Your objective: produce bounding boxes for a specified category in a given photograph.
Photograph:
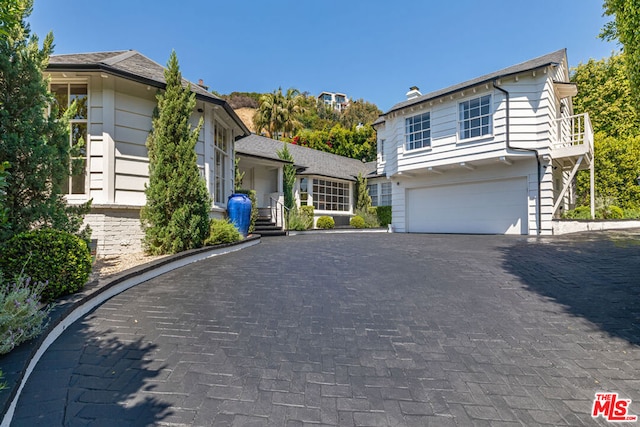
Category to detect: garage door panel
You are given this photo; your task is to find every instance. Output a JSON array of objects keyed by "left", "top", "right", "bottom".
[{"left": 406, "top": 178, "right": 528, "bottom": 235}]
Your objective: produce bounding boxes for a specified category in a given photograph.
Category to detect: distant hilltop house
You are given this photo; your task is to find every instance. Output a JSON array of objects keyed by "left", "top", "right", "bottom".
[{"left": 318, "top": 91, "right": 349, "bottom": 112}]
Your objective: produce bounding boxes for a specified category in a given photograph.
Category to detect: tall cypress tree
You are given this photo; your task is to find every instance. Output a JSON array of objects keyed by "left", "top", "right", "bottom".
[
  {"left": 140, "top": 51, "right": 211, "bottom": 255},
  {"left": 0, "top": 1, "right": 89, "bottom": 240}
]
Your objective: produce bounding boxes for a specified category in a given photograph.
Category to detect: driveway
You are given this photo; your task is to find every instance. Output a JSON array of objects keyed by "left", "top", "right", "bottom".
[{"left": 10, "top": 232, "right": 640, "bottom": 426}]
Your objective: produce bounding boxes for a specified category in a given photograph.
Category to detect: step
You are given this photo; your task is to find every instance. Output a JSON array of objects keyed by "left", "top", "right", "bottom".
[
  {"left": 256, "top": 229, "right": 288, "bottom": 237},
  {"left": 254, "top": 225, "right": 282, "bottom": 231}
]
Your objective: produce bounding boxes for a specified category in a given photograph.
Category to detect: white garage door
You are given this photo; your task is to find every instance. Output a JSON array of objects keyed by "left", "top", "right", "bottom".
[{"left": 406, "top": 177, "right": 528, "bottom": 235}]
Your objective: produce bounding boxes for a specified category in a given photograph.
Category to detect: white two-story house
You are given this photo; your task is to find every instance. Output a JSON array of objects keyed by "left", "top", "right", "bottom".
[
  {"left": 46, "top": 50, "right": 250, "bottom": 254},
  {"left": 373, "top": 49, "right": 593, "bottom": 236}
]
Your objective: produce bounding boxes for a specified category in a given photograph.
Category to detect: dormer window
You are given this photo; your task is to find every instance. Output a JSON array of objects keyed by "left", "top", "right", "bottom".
[
  {"left": 405, "top": 112, "right": 431, "bottom": 151},
  {"left": 459, "top": 95, "right": 492, "bottom": 140}
]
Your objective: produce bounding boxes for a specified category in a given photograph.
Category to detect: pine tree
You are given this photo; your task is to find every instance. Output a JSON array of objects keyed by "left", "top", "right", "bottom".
[
  {"left": 0, "top": 1, "right": 89, "bottom": 240},
  {"left": 140, "top": 51, "right": 211, "bottom": 255}
]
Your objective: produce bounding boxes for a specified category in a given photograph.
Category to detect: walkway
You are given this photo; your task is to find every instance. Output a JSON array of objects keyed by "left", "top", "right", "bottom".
[{"left": 10, "top": 232, "right": 640, "bottom": 426}]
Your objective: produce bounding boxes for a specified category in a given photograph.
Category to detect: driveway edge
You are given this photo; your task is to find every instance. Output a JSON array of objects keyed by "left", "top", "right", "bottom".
[{"left": 0, "top": 236, "right": 260, "bottom": 426}]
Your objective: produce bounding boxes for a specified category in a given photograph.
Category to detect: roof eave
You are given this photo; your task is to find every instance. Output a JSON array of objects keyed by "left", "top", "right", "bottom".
[{"left": 46, "top": 63, "right": 251, "bottom": 137}]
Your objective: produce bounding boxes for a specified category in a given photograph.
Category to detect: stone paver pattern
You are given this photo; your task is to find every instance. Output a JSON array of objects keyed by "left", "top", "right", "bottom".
[{"left": 10, "top": 232, "right": 640, "bottom": 426}]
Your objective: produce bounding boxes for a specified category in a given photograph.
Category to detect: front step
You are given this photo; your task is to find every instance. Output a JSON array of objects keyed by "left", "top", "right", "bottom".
[{"left": 254, "top": 212, "right": 287, "bottom": 237}]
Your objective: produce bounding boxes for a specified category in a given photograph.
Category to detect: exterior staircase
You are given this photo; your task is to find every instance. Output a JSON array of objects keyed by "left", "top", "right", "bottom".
[{"left": 254, "top": 208, "right": 287, "bottom": 237}]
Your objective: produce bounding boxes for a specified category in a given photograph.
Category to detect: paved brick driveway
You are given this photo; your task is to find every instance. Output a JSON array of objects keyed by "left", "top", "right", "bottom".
[{"left": 11, "top": 232, "right": 640, "bottom": 426}]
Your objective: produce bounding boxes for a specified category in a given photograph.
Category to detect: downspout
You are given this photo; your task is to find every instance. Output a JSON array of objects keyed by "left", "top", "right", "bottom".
[{"left": 493, "top": 80, "right": 542, "bottom": 235}]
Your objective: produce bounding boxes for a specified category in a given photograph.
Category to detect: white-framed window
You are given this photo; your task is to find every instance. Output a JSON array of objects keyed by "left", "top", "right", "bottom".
[
  {"left": 367, "top": 183, "right": 378, "bottom": 206},
  {"left": 50, "top": 82, "right": 89, "bottom": 195},
  {"left": 405, "top": 112, "right": 431, "bottom": 151},
  {"left": 313, "top": 178, "right": 350, "bottom": 211},
  {"left": 459, "top": 94, "right": 492, "bottom": 140},
  {"left": 214, "top": 123, "right": 229, "bottom": 204},
  {"left": 378, "top": 139, "right": 386, "bottom": 163},
  {"left": 380, "top": 182, "right": 392, "bottom": 206}
]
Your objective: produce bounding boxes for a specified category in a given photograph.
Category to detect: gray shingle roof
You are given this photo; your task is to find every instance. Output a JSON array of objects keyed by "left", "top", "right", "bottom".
[
  {"left": 47, "top": 50, "right": 250, "bottom": 135},
  {"left": 235, "top": 134, "right": 376, "bottom": 182},
  {"left": 381, "top": 48, "right": 567, "bottom": 116}
]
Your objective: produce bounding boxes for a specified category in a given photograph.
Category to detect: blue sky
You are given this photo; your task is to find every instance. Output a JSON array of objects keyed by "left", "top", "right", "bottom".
[{"left": 28, "top": 0, "right": 617, "bottom": 111}]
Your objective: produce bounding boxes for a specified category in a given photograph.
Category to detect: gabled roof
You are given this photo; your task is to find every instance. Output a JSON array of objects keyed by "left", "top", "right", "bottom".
[
  {"left": 235, "top": 134, "right": 375, "bottom": 182},
  {"left": 47, "top": 50, "right": 250, "bottom": 136},
  {"left": 378, "top": 48, "right": 567, "bottom": 121}
]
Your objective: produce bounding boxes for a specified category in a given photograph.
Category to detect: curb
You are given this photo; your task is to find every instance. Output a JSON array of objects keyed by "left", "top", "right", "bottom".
[{"left": 0, "top": 236, "right": 260, "bottom": 426}]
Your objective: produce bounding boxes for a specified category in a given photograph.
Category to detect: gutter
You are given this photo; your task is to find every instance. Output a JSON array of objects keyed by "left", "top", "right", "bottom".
[{"left": 493, "top": 80, "right": 541, "bottom": 235}]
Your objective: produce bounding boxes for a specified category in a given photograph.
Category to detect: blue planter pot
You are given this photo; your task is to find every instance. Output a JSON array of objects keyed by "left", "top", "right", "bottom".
[{"left": 227, "top": 193, "right": 252, "bottom": 237}]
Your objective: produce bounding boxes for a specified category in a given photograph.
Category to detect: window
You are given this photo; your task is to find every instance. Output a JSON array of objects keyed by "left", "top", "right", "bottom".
[
  {"left": 312, "top": 179, "right": 350, "bottom": 211},
  {"left": 405, "top": 112, "right": 430, "bottom": 151},
  {"left": 367, "top": 183, "right": 378, "bottom": 206},
  {"left": 51, "top": 83, "right": 88, "bottom": 195},
  {"left": 380, "top": 182, "right": 392, "bottom": 206},
  {"left": 459, "top": 95, "right": 491, "bottom": 140},
  {"left": 214, "top": 123, "right": 229, "bottom": 204},
  {"left": 378, "top": 139, "right": 386, "bottom": 163}
]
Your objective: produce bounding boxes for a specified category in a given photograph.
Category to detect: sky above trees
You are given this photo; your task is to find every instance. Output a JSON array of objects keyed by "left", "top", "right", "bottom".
[{"left": 29, "top": 0, "right": 617, "bottom": 111}]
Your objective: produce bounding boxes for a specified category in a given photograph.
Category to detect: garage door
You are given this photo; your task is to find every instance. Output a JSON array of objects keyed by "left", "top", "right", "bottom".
[{"left": 406, "top": 177, "right": 528, "bottom": 235}]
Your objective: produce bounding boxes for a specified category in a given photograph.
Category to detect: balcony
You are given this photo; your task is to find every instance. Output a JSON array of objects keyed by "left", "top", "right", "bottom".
[{"left": 551, "top": 113, "right": 593, "bottom": 165}]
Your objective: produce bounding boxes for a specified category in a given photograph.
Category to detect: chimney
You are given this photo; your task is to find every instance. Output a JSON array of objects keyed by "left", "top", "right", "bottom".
[
  {"left": 406, "top": 86, "right": 421, "bottom": 100},
  {"left": 197, "top": 79, "right": 209, "bottom": 90}
]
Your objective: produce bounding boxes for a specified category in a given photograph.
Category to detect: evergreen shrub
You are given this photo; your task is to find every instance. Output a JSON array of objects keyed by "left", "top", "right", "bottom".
[
  {"left": 562, "top": 206, "right": 592, "bottom": 219},
  {"left": 316, "top": 216, "right": 335, "bottom": 229},
  {"left": 375, "top": 206, "right": 392, "bottom": 226},
  {"left": 205, "top": 219, "right": 242, "bottom": 246},
  {"left": 350, "top": 215, "right": 365, "bottom": 228},
  {"left": 0, "top": 229, "right": 91, "bottom": 302},
  {"left": 597, "top": 205, "right": 624, "bottom": 219}
]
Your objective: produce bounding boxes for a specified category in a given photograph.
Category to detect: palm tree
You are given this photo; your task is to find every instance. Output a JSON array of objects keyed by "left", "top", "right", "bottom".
[
  {"left": 253, "top": 87, "right": 305, "bottom": 139},
  {"left": 282, "top": 88, "right": 305, "bottom": 139}
]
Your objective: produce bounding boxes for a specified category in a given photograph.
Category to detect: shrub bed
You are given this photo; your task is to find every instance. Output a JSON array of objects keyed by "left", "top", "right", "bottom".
[{"left": 0, "top": 229, "right": 92, "bottom": 302}]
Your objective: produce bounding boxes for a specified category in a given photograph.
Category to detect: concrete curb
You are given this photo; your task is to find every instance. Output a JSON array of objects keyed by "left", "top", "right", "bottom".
[{"left": 0, "top": 236, "right": 260, "bottom": 426}]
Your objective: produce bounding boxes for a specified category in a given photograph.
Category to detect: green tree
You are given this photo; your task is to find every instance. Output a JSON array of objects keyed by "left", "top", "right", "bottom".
[
  {"left": 253, "top": 88, "right": 284, "bottom": 139},
  {"left": 0, "top": 3, "right": 89, "bottom": 240},
  {"left": 601, "top": 0, "right": 640, "bottom": 110},
  {"left": 355, "top": 172, "right": 371, "bottom": 212},
  {"left": 575, "top": 134, "right": 640, "bottom": 209},
  {"left": 0, "top": 0, "right": 30, "bottom": 37},
  {"left": 571, "top": 53, "right": 640, "bottom": 138},
  {"left": 340, "top": 99, "right": 382, "bottom": 129},
  {"left": 140, "top": 51, "right": 211, "bottom": 255},
  {"left": 277, "top": 143, "right": 296, "bottom": 211}
]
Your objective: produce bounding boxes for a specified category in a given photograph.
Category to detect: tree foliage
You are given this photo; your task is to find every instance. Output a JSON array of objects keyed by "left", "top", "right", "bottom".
[
  {"left": 339, "top": 99, "right": 382, "bottom": 129},
  {"left": 277, "top": 143, "right": 296, "bottom": 211},
  {"left": 355, "top": 173, "right": 372, "bottom": 212},
  {"left": 291, "top": 124, "right": 377, "bottom": 162},
  {"left": 571, "top": 52, "right": 640, "bottom": 209},
  {"left": 571, "top": 52, "right": 640, "bottom": 138},
  {"left": 140, "top": 51, "right": 211, "bottom": 255},
  {"left": 575, "top": 134, "right": 640, "bottom": 209},
  {"left": 601, "top": 0, "right": 640, "bottom": 110},
  {"left": 0, "top": 2, "right": 89, "bottom": 240},
  {"left": 253, "top": 87, "right": 305, "bottom": 139},
  {"left": 0, "top": 0, "right": 30, "bottom": 37}
]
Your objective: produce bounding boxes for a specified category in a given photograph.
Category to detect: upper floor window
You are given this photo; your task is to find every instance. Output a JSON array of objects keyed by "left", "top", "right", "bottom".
[
  {"left": 51, "top": 83, "right": 88, "bottom": 195},
  {"left": 378, "top": 139, "right": 386, "bottom": 163},
  {"left": 405, "top": 112, "right": 430, "bottom": 151},
  {"left": 459, "top": 95, "right": 491, "bottom": 140}
]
